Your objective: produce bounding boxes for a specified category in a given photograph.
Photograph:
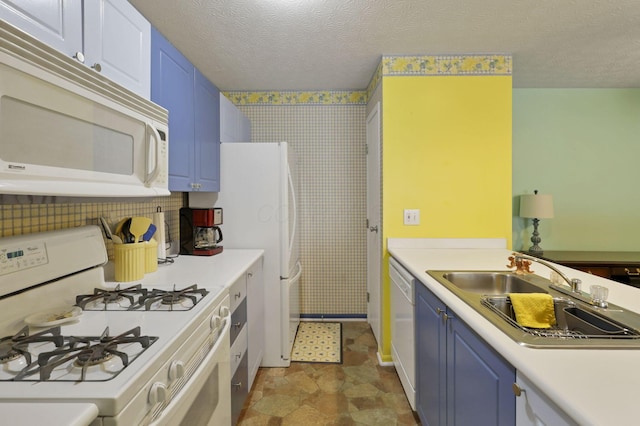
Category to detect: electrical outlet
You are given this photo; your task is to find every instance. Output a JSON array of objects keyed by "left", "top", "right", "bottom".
[{"left": 403, "top": 209, "right": 420, "bottom": 225}]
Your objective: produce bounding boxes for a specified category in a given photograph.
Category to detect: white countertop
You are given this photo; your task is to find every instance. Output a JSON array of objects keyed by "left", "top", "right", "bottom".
[
  {"left": 388, "top": 244, "right": 640, "bottom": 426},
  {"left": 0, "top": 403, "right": 99, "bottom": 426},
  {"left": 103, "top": 249, "right": 265, "bottom": 289}
]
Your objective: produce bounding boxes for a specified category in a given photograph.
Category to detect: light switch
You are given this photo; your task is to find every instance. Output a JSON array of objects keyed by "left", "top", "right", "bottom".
[{"left": 403, "top": 209, "right": 420, "bottom": 225}]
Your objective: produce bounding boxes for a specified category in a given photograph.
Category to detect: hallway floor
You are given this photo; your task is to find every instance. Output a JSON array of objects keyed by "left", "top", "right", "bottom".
[{"left": 237, "top": 322, "right": 419, "bottom": 425}]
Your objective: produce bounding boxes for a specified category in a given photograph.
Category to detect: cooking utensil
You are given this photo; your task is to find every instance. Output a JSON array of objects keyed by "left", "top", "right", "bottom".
[
  {"left": 100, "top": 217, "right": 123, "bottom": 244},
  {"left": 130, "top": 217, "right": 152, "bottom": 243},
  {"left": 142, "top": 223, "right": 157, "bottom": 242},
  {"left": 121, "top": 218, "right": 134, "bottom": 243}
]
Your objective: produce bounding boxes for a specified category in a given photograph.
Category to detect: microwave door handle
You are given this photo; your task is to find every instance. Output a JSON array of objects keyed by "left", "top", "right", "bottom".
[{"left": 145, "top": 123, "right": 161, "bottom": 185}]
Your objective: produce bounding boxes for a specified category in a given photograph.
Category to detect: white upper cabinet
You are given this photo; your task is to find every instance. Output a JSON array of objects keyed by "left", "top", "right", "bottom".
[
  {"left": 220, "top": 93, "right": 251, "bottom": 143},
  {"left": 0, "top": 0, "right": 150, "bottom": 98},
  {"left": 0, "top": 0, "right": 83, "bottom": 57},
  {"left": 83, "top": 0, "right": 150, "bottom": 98}
]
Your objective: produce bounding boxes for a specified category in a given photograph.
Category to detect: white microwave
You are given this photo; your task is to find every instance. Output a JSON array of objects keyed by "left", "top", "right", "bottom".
[{"left": 0, "top": 20, "right": 169, "bottom": 197}]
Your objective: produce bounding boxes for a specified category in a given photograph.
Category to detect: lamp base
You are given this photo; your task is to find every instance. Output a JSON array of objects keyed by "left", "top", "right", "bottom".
[
  {"left": 528, "top": 218, "right": 544, "bottom": 255},
  {"left": 528, "top": 247, "right": 543, "bottom": 255}
]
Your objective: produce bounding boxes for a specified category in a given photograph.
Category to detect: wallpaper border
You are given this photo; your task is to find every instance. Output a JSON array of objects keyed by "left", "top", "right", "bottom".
[{"left": 226, "top": 54, "right": 512, "bottom": 106}]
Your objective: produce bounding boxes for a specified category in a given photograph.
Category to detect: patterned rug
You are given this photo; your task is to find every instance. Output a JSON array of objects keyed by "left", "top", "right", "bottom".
[{"left": 291, "top": 322, "right": 342, "bottom": 363}]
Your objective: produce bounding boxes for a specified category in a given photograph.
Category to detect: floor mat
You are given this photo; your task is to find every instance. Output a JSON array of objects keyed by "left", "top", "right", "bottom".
[{"left": 291, "top": 322, "right": 342, "bottom": 363}]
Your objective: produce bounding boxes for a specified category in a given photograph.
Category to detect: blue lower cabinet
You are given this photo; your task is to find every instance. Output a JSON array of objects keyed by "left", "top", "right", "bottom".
[{"left": 416, "top": 282, "right": 515, "bottom": 426}]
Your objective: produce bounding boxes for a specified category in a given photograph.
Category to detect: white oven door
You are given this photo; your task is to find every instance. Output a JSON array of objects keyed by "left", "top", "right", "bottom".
[{"left": 149, "top": 313, "right": 231, "bottom": 426}]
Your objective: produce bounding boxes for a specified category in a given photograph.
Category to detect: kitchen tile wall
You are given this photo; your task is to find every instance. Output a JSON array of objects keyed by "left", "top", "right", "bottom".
[
  {"left": 225, "top": 91, "right": 367, "bottom": 317},
  {"left": 0, "top": 194, "right": 184, "bottom": 259}
]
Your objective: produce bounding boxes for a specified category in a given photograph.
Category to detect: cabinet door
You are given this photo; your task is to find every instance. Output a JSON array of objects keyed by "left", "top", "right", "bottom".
[
  {"left": 447, "top": 315, "right": 515, "bottom": 426},
  {"left": 247, "top": 258, "right": 264, "bottom": 389},
  {"left": 151, "top": 28, "right": 195, "bottom": 192},
  {"left": 230, "top": 351, "right": 249, "bottom": 426},
  {"left": 516, "top": 373, "right": 576, "bottom": 426},
  {"left": 194, "top": 69, "right": 220, "bottom": 192},
  {"left": 220, "top": 93, "right": 237, "bottom": 143},
  {"left": 0, "top": 0, "right": 82, "bottom": 57},
  {"left": 239, "top": 109, "right": 251, "bottom": 141},
  {"left": 415, "top": 283, "right": 447, "bottom": 426},
  {"left": 83, "top": 0, "right": 150, "bottom": 98}
]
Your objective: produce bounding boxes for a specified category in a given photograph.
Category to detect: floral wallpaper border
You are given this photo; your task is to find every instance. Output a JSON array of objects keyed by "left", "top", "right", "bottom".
[
  {"left": 223, "top": 90, "right": 367, "bottom": 106},
  {"left": 226, "top": 54, "right": 512, "bottom": 106}
]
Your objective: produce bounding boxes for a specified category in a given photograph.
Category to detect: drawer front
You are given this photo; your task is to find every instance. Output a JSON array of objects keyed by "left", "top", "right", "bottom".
[
  {"left": 230, "top": 298, "right": 247, "bottom": 347},
  {"left": 230, "top": 325, "right": 248, "bottom": 376},
  {"left": 229, "top": 275, "right": 247, "bottom": 312},
  {"left": 231, "top": 351, "right": 249, "bottom": 425}
]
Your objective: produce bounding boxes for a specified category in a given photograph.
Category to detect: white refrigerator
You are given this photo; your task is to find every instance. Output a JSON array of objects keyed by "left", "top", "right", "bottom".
[{"left": 190, "top": 142, "right": 301, "bottom": 367}]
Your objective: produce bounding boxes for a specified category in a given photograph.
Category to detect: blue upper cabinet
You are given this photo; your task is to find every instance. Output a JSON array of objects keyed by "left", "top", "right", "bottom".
[
  {"left": 151, "top": 28, "right": 220, "bottom": 192},
  {"left": 194, "top": 69, "right": 220, "bottom": 192}
]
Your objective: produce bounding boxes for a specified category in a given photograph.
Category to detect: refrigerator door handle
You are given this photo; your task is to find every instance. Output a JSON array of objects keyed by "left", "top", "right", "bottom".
[
  {"left": 290, "top": 261, "right": 302, "bottom": 282},
  {"left": 287, "top": 162, "right": 297, "bottom": 256}
]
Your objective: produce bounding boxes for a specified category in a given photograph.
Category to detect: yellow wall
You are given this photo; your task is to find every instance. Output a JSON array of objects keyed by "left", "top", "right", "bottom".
[{"left": 379, "top": 75, "right": 512, "bottom": 360}]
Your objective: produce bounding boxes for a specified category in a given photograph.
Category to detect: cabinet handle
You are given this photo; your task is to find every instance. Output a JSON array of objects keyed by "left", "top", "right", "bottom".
[
  {"left": 73, "top": 51, "right": 85, "bottom": 63},
  {"left": 236, "top": 352, "right": 242, "bottom": 360},
  {"left": 436, "top": 308, "right": 451, "bottom": 321},
  {"left": 248, "top": 272, "right": 253, "bottom": 277},
  {"left": 235, "top": 292, "right": 242, "bottom": 299},
  {"left": 233, "top": 382, "right": 242, "bottom": 390},
  {"left": 91, "top": 63, "right": 102, "bottom": 72},
  {"left": 625, "top": 268, "right": 640, "bottom": 276},
  {"left": 512, "top": 382, "right": 526, "bottom": 397},
  {"left": 232, "top": 322, "right": 243, "bottom": 328}
]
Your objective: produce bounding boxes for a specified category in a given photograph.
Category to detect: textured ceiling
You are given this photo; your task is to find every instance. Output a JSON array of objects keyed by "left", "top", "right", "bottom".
[{"left": 129, "top": 0, "right": 640, "bottom": 91}]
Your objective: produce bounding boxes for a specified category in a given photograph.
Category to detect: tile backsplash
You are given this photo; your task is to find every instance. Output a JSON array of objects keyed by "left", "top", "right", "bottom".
[{"left": 0, "top": 193, "right": 184, "bottom": 259}]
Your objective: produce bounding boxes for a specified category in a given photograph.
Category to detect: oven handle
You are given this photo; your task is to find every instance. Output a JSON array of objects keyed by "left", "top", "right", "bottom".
[{"left": 148, "top": 310, "right": 231, "bottom": 426}]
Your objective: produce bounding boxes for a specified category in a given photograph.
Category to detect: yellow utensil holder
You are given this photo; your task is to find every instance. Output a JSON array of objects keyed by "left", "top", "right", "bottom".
[
  {"left": 114, "top": 243, "right": 145, "bottom": 282},
  {"left": 144, "top": 239, "right": 158, "bottom": 273}
]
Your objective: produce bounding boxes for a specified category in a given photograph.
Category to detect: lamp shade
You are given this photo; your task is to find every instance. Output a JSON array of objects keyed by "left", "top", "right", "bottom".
[{"left": 519, "top": 193, "right": 554, "bottom": 219}]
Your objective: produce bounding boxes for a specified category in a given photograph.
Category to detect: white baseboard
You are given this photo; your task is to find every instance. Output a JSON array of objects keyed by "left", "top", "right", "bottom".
[{"left": 377, "top": 351, "right": 394, "bottom": 366}]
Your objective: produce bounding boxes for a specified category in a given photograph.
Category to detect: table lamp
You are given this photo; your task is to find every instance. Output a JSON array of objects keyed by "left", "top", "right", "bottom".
[{"left": 519, "top": 190, "right": 554, "bottom": 254}]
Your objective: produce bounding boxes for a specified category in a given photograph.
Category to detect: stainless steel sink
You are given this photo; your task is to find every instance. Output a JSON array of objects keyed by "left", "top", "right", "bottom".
[
  {"left": 483, "top": 295, "right": 640, "bottom": 339},
  {"left": 441, "top": 271, "right": 547, "bottom": 295},
  {"left": 427, "top": 270, "right": 640, "bottom": 348}
]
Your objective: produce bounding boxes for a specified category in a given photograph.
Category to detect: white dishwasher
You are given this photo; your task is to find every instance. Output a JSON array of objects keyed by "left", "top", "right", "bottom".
[{"left": 389, "top": 256, "right": 416, "bottom": 410}]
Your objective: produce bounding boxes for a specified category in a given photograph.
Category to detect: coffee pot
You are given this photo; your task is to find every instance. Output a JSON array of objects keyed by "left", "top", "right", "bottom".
[{"left": 180, "top": 207, "right": 223, "bottom": 256}]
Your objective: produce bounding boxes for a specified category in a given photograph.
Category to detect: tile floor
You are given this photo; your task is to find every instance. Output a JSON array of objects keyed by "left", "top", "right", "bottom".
[{"left": 237, "top": 322, "right": 420, "bottom": 425}]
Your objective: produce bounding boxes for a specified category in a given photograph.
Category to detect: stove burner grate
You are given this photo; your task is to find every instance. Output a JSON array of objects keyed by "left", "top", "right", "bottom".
[
  {"left": 13, "top": 326, "right": 157, "bottom": 382},
  {"left": 0, "top": 326, "right": 64, "bottom": 365},
  {"left": 76, "top": 284, "right": 148, "bottom": 310},
  {"left": 136, "top": 284, "right": 209, "bottom": 311}
]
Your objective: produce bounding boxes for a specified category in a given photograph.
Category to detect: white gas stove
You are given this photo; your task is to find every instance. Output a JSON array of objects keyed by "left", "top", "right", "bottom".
[{"left": 0, "top": 226, "right": 231, "bottom": 425}]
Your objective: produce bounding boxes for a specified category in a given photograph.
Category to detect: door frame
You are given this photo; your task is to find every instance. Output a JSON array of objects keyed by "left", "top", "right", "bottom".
[{"left": 366, "top": 102, "right": 381, "bottom": 348}]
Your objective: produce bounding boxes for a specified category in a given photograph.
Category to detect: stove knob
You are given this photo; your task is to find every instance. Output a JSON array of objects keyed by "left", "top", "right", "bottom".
[
  {"left": 219, "top": 306, "right": 230, "bottom": 318},
  {"left": 148, "top": 382, "right": 168, "bottom": 405},
  {"left": 169, "top": 360, "right": 185, "bottom": 381},
  {"left": 210, "top": 314, "right": 222, "bottom": 330}
]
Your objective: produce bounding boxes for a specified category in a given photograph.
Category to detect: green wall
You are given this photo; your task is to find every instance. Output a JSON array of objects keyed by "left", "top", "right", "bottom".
[{"left": 513, "top": 89, "right": 640, "bottom": 251}]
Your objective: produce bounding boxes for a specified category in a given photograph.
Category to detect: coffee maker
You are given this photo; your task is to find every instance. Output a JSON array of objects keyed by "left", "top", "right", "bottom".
[{"left": 179, "top": 207, "right": 223, "bottom": 256}]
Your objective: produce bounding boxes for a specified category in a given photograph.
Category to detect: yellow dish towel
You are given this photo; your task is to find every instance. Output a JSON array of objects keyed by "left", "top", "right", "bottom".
[{"left": 509, "top": 293, "right": 556, "bottom": 329}]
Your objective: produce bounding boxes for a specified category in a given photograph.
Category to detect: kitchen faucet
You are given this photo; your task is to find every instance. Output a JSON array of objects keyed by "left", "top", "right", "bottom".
[{"left": 510, "top": 253, "right": 581, "bottom": 293}]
